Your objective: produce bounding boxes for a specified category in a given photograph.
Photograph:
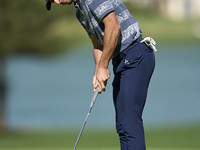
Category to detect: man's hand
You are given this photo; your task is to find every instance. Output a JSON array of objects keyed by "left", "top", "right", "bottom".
[
  {"left": 92, "top": 67, "right": 110, "bottom": 94},
  {"left": 92, "top": 75, "right": 100, "bottom": 93},
  {"left": 96, "top": 67, "right": 110, "bottom": 93}
]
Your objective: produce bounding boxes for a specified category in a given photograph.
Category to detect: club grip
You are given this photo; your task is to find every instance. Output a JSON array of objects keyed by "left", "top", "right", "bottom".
[{"left": 90, "top": 86, "right": 98, "bottom": 108}]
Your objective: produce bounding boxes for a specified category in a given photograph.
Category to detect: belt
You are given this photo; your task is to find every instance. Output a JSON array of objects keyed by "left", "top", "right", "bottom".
[{"left": 112, "top": 36, "right": 143, "bottom": 63}]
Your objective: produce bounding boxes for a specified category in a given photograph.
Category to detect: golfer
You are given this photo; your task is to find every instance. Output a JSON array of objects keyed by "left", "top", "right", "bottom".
[{"left": 46, "top": 0, "right": 156, "bottom": 149}]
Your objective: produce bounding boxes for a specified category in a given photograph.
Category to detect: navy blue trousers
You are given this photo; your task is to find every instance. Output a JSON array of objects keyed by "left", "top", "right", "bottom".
[{"left": 112, "top": 41, "right": 155, "bottom": 150}]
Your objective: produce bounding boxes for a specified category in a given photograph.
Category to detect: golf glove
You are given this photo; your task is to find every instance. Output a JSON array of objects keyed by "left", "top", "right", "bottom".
[{"left": 141, "top": 37, "right": 157, "bottom": 52}]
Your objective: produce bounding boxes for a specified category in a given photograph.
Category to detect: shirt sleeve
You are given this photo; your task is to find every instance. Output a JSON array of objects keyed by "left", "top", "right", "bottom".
[
  {"left": 76, "top": 9, "right": 92, "bottom": 37},
  {"left": 87, "top": 0, "right": 115, "bottom": 21}
]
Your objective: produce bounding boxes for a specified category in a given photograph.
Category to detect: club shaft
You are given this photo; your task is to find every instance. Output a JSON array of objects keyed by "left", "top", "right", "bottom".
[{"left": 73, "top": 87, "right": 98, "bottom": 150}]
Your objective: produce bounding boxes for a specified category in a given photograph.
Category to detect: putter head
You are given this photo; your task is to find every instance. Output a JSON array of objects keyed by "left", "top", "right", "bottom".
[{"left": 46, "top": 0, "right": 52, "bottom": 11}]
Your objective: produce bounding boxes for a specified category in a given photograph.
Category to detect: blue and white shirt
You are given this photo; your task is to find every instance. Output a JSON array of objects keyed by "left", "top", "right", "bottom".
[{"left": 75, "top": 0, "right": 142, "bottom": 57}]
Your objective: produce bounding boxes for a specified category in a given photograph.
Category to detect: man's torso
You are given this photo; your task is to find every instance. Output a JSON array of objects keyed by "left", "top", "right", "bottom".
[{"left": 75, "top": 0, "right": 142, "bottom": 57}]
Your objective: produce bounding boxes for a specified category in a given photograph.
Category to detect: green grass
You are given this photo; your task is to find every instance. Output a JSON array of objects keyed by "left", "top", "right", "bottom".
[
  {"left": 145, "top": 126, "right": 200, "bottom": 149},
  {"left": 0, "top": 125, "right": 200, "bottom": 150},
  {"left": 0, "top": 148, "right": 199, "bottom": 150}
]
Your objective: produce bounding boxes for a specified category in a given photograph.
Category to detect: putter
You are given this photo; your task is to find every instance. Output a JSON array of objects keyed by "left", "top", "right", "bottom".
[{"left": 73, "top": 87, "right": 99, "bottom": 150}]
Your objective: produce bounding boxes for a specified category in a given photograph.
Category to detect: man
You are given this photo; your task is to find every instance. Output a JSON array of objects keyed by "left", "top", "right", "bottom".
[{"left": 46, "top": 0, "right": 156, "bottom": 149}]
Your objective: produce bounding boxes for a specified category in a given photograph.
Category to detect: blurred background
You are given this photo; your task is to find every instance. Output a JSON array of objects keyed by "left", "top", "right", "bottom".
[{"left": 0, "top": 0, "right": 200, "bottom": 149}]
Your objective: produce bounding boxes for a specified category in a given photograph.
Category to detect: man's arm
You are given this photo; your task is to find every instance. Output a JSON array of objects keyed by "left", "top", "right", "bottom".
[
  {"left": 90, "top": 34, "right": 103, "bottom": 92},
  {"left": 90, "top": 11, "right": 120, "bottom": 93},
  {"left": 96, "top": 11, "right": 121, "bottom": 92}
]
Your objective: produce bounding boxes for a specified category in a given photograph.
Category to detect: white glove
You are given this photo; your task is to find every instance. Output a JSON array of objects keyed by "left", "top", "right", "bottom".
[{"left": 140, "top": 37, "right": 157, "bottom": 52}]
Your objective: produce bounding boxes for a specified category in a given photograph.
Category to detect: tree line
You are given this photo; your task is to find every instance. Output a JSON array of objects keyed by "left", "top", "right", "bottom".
[
  {"left": 0, "top": 0, "right": 77, "bottom": 58},
  {"left": 0, "top": 0, "right": 77, "bottom": 130}
]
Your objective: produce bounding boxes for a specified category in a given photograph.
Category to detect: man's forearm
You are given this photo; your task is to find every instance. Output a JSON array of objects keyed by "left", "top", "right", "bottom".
[
  {"left": 93, "top": 49, "right": 102, "bottom": 75},
  {"left": 99, "top": 12, "right": 121, "bottom": 68}
]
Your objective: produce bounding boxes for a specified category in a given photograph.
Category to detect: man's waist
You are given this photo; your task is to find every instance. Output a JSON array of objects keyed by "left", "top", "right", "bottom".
[
  {"left": 123, "top": 36, "right": 143, "bottom": 53},
  {"left": 112, "top": 36, "right": 143, "bottom": 63}
]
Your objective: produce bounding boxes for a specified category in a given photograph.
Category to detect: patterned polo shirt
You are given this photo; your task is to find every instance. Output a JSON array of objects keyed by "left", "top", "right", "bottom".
[{"left": 75, "top": 0, "right": 142, "bottom": 57}]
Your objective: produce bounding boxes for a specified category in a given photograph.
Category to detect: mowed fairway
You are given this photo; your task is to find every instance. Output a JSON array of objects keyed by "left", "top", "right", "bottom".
[
  {"left": 0, "top": 126, "right": 200, "bottom": 150},
  {"left": 1, "top": 148, "right": 200, "bottom": 150}
]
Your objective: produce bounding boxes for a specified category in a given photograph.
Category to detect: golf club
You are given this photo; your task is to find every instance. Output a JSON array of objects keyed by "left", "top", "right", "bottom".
[{"left": 73, "top": 86, "right": 99, "bottom": 150}]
